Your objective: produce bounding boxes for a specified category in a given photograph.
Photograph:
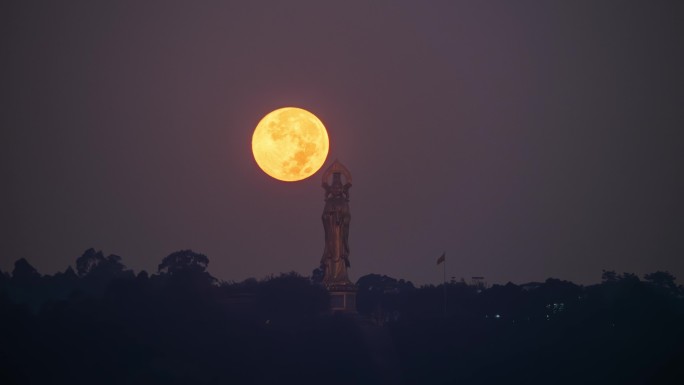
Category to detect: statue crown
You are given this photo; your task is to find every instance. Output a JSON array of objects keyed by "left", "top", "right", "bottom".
[{"left": 322, "top": 160, "right": 352, "bottom": 185}]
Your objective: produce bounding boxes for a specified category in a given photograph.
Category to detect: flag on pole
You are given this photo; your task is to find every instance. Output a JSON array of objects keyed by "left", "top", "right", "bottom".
[{"left": 436, "top": 252, "right": 446, "bottom": 265}]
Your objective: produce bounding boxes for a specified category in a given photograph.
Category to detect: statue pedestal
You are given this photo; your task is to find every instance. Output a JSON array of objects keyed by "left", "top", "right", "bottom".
[{"left": 327, "top": 284, "right": 357, "bottom": 313}]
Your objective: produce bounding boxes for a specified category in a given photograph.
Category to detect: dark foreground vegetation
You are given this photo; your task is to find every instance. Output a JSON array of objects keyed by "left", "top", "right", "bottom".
[{"left": 1, "top": 249, "right": 683, "bottom": 384}]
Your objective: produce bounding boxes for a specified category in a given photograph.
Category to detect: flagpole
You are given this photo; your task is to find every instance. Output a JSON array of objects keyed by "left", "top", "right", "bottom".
[{"left": 443, "top": 252, "right": 447, "bottom": 317}]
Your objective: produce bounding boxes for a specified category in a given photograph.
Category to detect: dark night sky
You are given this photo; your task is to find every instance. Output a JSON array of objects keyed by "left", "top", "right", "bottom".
[{"left": 2, "top": 1, "right": 683, "bottom": 286}]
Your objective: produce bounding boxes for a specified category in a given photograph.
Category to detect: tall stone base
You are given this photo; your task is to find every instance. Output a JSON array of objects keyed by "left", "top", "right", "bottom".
[{"left": 328, "top": 284, "right": 357, "bottom": 313}]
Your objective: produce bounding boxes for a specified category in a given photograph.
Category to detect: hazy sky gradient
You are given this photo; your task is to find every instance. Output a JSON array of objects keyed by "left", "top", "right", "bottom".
[{"left": 2, "top": 1, "right": 683, "bottom": 285}]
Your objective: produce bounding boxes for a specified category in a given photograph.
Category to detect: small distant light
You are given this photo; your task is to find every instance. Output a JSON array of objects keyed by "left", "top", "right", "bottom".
[{"left": 495, "top": 314, "right": 501, "bottom": 319}]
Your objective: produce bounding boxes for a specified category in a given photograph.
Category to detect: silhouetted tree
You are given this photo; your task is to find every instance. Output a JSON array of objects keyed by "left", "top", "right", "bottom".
[
  {"left": 644, "top": 271, "right": 677, "bottom": 291},
  {"left": 619, "top": 272, "right": 640, "bottom": 283},
  {"left": 157, "top": 250, "right": 216, "bottom": 294},
  {"left": 62, "top": 265, "right": 77, "bottom": 279},
  {"left": 158, "top": 249, "right": 210, "bottom": 275},
  {"left": 602, "top": 269, "right": 618, "bottom": 283},
  {"left": 76, "top": 248, "right": 105, "bottom": 276},
  {"left": 72, "top": 248, "right": 133, "bottom": 298},
  {"left": 76, "top": 248, "right": 127, "bottom": 278},
  {"left": 11, "top": 258, "right": 40, "bottom": 283}
]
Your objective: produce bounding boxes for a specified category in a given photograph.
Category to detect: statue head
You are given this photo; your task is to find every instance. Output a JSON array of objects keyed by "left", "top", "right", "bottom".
[{"left": 322, "top": 160, "right": 352, "bottom": 201}]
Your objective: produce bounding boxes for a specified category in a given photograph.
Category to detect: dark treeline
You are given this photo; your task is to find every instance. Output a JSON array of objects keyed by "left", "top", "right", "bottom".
[{"left": 1, "top": 249, "right": 683, "bottom": 384}]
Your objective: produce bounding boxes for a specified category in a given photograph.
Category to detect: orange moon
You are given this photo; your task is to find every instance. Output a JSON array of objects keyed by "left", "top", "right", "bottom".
[{"left": 251, "top": 107, "right": 330, "bottom": 182}]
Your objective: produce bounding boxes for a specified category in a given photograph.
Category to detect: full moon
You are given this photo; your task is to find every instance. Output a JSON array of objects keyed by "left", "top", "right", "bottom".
[{"left": 252, "top": 107, "right": 330, "bottom": 182}]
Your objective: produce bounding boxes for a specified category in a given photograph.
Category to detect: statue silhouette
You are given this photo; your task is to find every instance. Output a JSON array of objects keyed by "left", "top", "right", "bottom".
[{"left": 320, "top": 160, "right": 353, "bottom": 288}]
